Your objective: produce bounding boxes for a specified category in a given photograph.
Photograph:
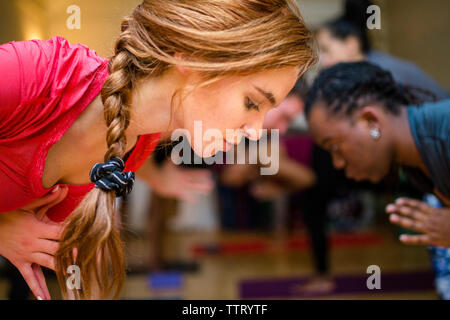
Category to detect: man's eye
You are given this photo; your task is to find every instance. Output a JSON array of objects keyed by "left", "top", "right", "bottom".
[{"left": 245, "top": 97, "right": 260, "bottom": 111}]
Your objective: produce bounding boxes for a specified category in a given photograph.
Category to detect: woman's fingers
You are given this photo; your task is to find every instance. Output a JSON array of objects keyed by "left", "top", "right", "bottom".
[
  {"left": 36, "top": 186, "right": 68, "bottom": 218},
  {"left": 397, "top": 205, "right": 428, "bottom": 222},
  {"left": 386, "top": 201, "right": 429, "bottom": 223},
  {"left": 18, "top": 263, "right": 46, "bottom": 300},
  {"left": 389, "top": 214, "right": 425, "bottom": 233},
  {"left": 72, "top": 247, "right": 79, "bottom": 261},
  {"left": 38, "top": 222, "right": 64, "bottom": 241},
  {"left": 20, "top": 186, "right": 63, "bottom": 212},
  {"left": 182, "top": 172, "right": 214, "bottom": 192},
  {"left": 183, "top": 171, "right": 213, "bottom": 184},
  {"left": 395, "top": 198, "right": 432, "bottom": 214},
  {"left": 399, "top": 234, "right": 432, "bottom": 246},
  {"left": 184, "top": 169, "right": 212, "bottom": 180},
  {"left": 185, "top": 181, "right": 214, "bottom": 193},
  {"left": 30, "top": 252, "right": 56, "bottom": 271},
  {"left": 35, "top": 238, "right": 60, "bottom": 256},
  {"left": 31, "top": 263, "right": 51, "bottom": 300},
  {"left": 179, "top": 192, "right": 197, "bottom": 203},
  {"left": 385, "top": 204, "right": 398, "bottom": 214}
]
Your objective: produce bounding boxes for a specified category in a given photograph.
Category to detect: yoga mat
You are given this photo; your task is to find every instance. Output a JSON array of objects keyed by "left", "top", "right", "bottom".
[
  {"left": 192, "top": 233, "right": 383, "bottom": 257},
  {"left": 148, "top": 272, "right": 183, "bottom": 290},
  {"left": 239, "top": 270, "right": 435, "bottom": 299}
]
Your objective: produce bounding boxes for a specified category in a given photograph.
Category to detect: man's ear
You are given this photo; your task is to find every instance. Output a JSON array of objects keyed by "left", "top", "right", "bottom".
[{"left": 359, "top": 105, "right": 381, "bottom": 128}]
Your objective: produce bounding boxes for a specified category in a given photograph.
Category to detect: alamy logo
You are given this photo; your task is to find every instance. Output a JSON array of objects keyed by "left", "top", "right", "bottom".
[
  {"left": 366, "top": 265, "right": 381, "bottom": 290},
  {"left": 66, "top": 265, "right": 81, "bottom": 290},
  {"left": 366, "top": 5, "right": 381, "bottom": 30},
  {"left": 170, "top": 122, "right": 280, "bottom": 175},
  {"left": 66, "top": 5, "right": 81, "bottom": 30}
]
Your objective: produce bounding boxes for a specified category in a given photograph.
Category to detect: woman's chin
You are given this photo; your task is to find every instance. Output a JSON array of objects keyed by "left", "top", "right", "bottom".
[{"left": 191, "top": 146, "right": 218, "bottom": 159}]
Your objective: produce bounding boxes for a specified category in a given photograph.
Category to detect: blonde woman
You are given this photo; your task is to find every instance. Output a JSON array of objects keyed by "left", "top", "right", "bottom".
[{"left": 0, "top": 0, "right": 316, "bottom": 299}]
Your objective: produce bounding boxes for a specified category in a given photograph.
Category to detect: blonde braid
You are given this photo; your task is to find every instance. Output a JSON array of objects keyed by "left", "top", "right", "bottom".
[{"left": 55, "top": 34, "right": 136, "bottom": 300}]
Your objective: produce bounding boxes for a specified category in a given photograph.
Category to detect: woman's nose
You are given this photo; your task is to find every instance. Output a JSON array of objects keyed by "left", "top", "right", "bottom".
[
  {"left": 242, "top": 124, "right": 263, "bottom": 141},
  {"left": 244, "top": 113, "right": 267, "bottom": 140}
]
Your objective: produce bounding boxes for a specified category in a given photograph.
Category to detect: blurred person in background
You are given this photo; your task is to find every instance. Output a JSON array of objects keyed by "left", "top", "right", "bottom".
[
  {"left": 218, "top": 80, "right": 344, "bottom": 294},
  {"left": 262, "top": 80, "right": 336, "bottom": 294},
  {"left": 316, "top": 0, "right": 449, "bottom": 100},
  {"left": 134, "top": 140, "right": 214, "bottom": 272},
  {"left": 306, "top": 62, "right": 450, "bottom": 247},
  {"left": 305, "top": 0, "right": 449, "bottom": 296},
  {"left": 305, "top": 61, "right": 450, "bottom": 298}
]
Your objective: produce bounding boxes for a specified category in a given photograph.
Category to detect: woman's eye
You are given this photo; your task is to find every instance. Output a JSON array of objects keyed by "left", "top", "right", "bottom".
[{"left": 245, "top": 97, "right": 260, "bottom": 112}]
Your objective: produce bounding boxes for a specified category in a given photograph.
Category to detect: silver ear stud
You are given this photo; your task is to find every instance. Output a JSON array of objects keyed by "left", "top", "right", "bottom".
[{"left": 370, "top": 128, "right": 381, "bottom": 140}]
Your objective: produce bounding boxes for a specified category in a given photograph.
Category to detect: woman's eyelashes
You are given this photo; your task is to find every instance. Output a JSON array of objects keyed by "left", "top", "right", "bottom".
[{"left": 245, "top": 97, "right": 260, "bottom": 112}]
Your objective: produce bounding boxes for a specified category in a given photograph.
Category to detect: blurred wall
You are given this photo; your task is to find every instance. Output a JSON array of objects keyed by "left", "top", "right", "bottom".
[
  {"left": 296, "top": 0, "right": 344, "bottom": 27},
  {"left": 1, "top": 0, "right": 448, "bottom": 88},
  {"left": 44, "top": 0, "right": 140, "bottom": 57},
  {"left": 382, "top": 0, "right": 450, "bottom": 89},
  {"left": 0, "top": 0, "right": 140, "bottom": 57},
  {"left": 0, "top": 0, "right": 23, "bottom": 43}
]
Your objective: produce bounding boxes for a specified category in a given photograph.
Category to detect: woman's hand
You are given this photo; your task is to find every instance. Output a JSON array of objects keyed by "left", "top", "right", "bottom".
[
  {"left": 0, "top": 186, "right": 68, "bottom": 300},
  {"left": 139, "top": 158, "right": 214, "bottom": 203},
  {"left": 137, "top": 156, "right": 215, "bottom": 203},
  {"left": 220, "top": 164, "right": 259, "bottom": 188},
  {"left": 250, "top": 180, "right": 285, "bottom": 200},
  {"left": 155, "top": 161, "right": 214, "bottom": 203},
  {"left": 386, "top": 197, "right": 450, "bottom": 247}
]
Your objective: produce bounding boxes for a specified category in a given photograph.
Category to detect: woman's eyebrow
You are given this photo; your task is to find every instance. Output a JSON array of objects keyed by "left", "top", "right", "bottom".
[{"left": 254, "top": 86, "right": 276, "bottom": 106}]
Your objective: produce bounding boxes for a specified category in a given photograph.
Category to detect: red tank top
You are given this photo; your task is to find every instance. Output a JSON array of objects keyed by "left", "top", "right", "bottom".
[{"left": 0, "top": 36, "right": 161, "bottom": 222}]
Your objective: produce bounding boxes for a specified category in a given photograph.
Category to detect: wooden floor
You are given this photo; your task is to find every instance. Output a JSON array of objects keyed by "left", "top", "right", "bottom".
[
  {"left": 121, "top": 228, "right": 437, "bottom": 300},
  {"left": 0, "top": 225, "right": 439, "bottom": 300}
]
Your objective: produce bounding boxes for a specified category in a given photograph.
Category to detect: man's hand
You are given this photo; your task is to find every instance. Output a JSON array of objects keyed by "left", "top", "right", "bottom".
[{"left": 386, "top": 197, "right": 450, "bottom": 247}]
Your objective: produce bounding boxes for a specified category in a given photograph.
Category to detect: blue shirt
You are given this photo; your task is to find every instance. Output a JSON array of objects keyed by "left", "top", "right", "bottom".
[{"left": 406, "top": 99, "right": 450, "bottom": 199}]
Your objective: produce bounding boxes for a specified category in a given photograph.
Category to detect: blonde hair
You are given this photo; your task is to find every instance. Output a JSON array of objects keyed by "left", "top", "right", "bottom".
[{"left": 55, "top": 0, "right": 317, "bottom": 299}]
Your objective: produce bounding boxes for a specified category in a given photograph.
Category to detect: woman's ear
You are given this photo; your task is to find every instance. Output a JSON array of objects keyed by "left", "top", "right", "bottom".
[
  {"left": 173, "top": 52, "right": 192, "bottom": 76},
  {"left": 359, "top": 105, "right": 381, "bottom": 128}
]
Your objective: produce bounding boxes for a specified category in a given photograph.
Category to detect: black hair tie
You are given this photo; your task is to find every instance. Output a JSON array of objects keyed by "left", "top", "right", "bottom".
[{"left": 89, "top": 157, "right": 135, "bottom": 197}]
